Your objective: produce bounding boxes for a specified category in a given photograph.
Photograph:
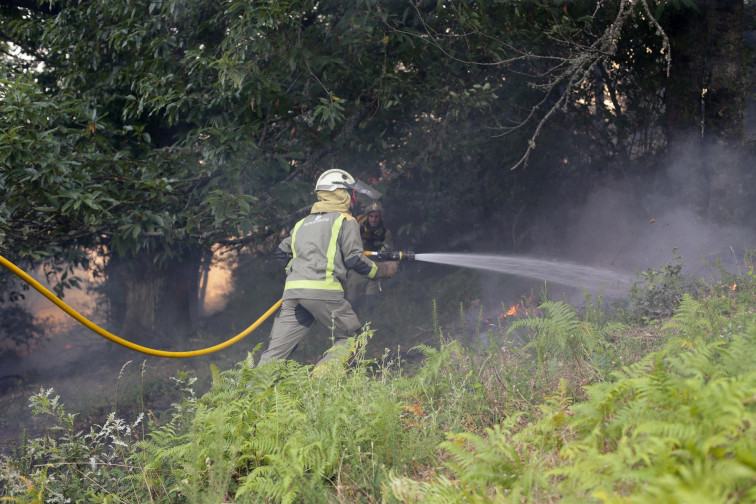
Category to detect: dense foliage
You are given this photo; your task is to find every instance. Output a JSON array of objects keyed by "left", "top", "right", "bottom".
[{"left": 3, "top": 0, "right": 735, "bottom": 262}]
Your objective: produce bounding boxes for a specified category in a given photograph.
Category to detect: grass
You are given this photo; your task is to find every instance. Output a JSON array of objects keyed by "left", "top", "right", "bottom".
[{"left": 2, "top": 257, "right": 756, "bottom": 503}]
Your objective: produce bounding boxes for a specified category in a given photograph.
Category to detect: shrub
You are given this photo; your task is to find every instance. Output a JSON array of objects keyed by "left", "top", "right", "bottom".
[{"left": 627, "top": 255, "right": 702, "bottom": 321}]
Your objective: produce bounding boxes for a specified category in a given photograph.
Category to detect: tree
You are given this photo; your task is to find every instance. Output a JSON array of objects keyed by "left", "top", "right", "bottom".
[
  {"left": 0, "top": 0, "right": 498, "bottom": 341},
  {"left": 662, "top": 0, "right": 748, "bottom": 221}
]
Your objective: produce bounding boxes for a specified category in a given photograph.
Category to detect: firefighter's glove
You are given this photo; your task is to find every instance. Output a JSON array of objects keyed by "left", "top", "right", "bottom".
[{"left": 375, "top": 260, "right": 399, "bottom": 279}]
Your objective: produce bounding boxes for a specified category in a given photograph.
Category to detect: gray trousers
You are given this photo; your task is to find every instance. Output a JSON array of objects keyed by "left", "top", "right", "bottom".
[
  {"left": 257, "top": 297, "right": 362, "bottom": 366},
  {"left": 345, "top": 270, "right": 381, "bottom": 316}
]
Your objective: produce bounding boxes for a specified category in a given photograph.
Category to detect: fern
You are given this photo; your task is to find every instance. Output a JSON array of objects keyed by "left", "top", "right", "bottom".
[
  {"left": 507, "top": 300, "right": 618, "bottom": 373},
  {"left": 663, "top": 293, "right": 712, "bottom": 345},
  {"left": 9, "top": 279, "right": 756, "bottom": 504},
  {"left": 134, "top": 329, "right": 443, "bottom": 503},
  {"left": 386, "top": 417, "right": 529, "bottom": 503},
  {"left": 386, "top": 474, "right": 474, "bottom": 504},
  {"left": 391, "top": 326, "right": 756, "bottom": 503},
  {"left": 556, "top": 334, "right": 756, "bottom": 502}
]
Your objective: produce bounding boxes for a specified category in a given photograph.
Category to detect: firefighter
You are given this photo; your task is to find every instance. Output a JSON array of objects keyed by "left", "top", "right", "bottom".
[
  {"left": 345, "top": 200, "right": 393, "bottom": 316},
  {"left": 257, "top": 169, "right": 399, "bottom": 367}
]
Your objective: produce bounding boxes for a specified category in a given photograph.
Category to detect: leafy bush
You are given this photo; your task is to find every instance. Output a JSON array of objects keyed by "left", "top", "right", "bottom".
[
  {"left": 627, "top": 255, "right": 703, "bottom": 321},
  {"left": 0, "top": 388, "right": 161, "bottom": 504},
  {"left": 138, "top": 331, "right": 482, "bottom": 504}
]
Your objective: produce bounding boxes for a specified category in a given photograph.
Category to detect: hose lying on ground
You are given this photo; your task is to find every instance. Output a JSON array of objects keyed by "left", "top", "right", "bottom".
[{"left": 0, "top": 253, "right": 281, "bottom": 358}]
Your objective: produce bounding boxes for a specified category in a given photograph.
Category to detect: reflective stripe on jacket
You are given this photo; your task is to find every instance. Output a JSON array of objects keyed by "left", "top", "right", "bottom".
[{"left": 278, "top": 211, "right": 379, "bottom": 300}]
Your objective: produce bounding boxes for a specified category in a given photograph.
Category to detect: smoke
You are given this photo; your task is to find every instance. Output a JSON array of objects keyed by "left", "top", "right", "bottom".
[
  {"left": 557, "top": 143, "right": 756, "bottom": 277},
  {"left": 464, "top": 139, "right": 756, "bottom": 316}
]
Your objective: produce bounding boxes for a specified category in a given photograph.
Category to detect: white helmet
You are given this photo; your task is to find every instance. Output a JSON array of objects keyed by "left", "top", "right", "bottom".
[
  {"left": 314, "top": 169, "right": 383, "bottom": 199},
  {"left": 315, "top": 169, "right": 356, "bottom": 192}
]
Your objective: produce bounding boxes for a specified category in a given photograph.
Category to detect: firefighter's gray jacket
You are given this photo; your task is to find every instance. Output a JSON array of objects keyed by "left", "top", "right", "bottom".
[{"left": 275, "top": 211, "right": 379, "bottom": 300}]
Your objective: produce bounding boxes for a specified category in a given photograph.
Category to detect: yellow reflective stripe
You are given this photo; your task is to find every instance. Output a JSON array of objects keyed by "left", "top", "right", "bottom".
[
  {"left": 290, "top": 219, "right": 305, "bottom": 260},
  {"left": 284, "top": 280, "right": 344, "bottom": 291},
  {"left": 286, "top": 219, "right": 305, "bottom": 270},
  {"left": 325, "top": 214, "right": 345, "bottom": 284},
  {"left": 367, "top": 261, "right": 379, "bottom": 279}
]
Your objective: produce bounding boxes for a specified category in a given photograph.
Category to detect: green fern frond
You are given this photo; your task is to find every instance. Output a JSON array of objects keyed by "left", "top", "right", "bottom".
[
  {"left": 386, "top": 474, "right": 471, "bottom": 504},
  {"left": 663, "top": 293, "right": 713, "bottom": 343},
  {"left": 507, "top": 300, "right": 610, "bottom": 370},
  {"left": 667, "top": 340, "right": 726, "bottom": 380},
  {"left": 440, "top": 426, "right": 522, "bottom": 491}
]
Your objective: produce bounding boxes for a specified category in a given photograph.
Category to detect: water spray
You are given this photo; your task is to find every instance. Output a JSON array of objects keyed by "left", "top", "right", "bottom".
[
  {"left": 365, "top": 250, "right": 629, "bottom": 294},
  {"left": 412, "top": 252, "right": 632, "bottom": 295}
]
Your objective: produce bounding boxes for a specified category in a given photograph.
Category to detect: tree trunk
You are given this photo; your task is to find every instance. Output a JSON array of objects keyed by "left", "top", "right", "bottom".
[
  {"left": 663, "top": 0, "right": 746, "bottom": 222},
  {"left": 105, "top": 249, "right": 203, "bottom": 345}
]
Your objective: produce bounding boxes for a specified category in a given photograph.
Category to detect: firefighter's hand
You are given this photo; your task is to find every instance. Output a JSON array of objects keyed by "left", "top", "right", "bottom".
[
  {"left": 375, "top": 260, "right": 399, "bottom": 278},
  {"left": 384, "top": 260, "right": 399, "bottom": 278}
]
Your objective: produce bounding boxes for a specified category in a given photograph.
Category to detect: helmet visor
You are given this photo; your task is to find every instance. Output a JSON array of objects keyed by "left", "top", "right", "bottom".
[{"left": 349, "top": 178, "right": 382, "bottom": 200}]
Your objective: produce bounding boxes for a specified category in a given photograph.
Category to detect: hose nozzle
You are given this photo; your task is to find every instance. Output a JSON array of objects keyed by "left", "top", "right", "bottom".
[{"left": 364, "top": 250, "right": 415, "bottom": 261}]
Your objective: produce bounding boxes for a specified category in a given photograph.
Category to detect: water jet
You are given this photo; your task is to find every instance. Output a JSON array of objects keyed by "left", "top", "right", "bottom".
[{"left": 414, "top": 253, "right": 631, "bottom": 296}]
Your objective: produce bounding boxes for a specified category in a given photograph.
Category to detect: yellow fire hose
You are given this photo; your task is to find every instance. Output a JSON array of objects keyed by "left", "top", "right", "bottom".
[{"left": 0, "top": 253, "right": 282, "bottom": 358}]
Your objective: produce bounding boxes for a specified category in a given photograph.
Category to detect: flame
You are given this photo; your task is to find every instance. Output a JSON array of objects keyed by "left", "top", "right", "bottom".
[
  {"left": 499, "top": 304, "right": 518, "bottom": 320},
  {"left": 731, "top": 282, "right": 737, "bottom": 291}
]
